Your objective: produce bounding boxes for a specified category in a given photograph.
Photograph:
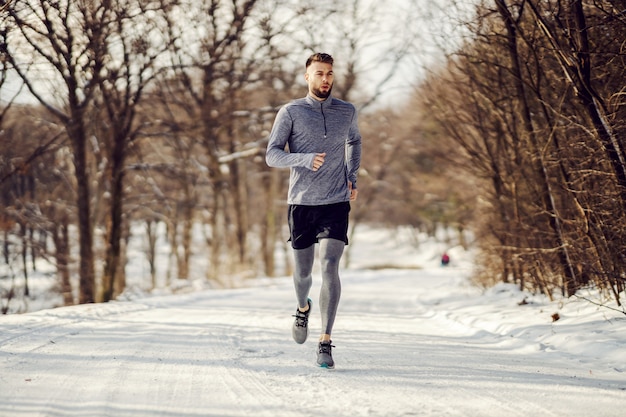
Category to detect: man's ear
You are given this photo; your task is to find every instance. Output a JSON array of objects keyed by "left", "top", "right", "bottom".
[{"left": 304, "top": 72, "right": 309, "bottom": 82}]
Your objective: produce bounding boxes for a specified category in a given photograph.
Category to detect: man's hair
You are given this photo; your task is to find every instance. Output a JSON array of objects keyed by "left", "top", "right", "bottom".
[{"left": 306, "top": 53, "right": 334, "bottom": 69}]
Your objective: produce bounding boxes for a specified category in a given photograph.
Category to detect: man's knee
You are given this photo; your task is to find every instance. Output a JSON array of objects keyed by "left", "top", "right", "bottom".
[{"left": 320, "top": 239, "right": 344, "bottom": 271}]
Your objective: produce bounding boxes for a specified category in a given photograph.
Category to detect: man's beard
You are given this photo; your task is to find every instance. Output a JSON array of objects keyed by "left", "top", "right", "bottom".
[{"left": 312, "top": 85, "right": 332, "bottom": 99}]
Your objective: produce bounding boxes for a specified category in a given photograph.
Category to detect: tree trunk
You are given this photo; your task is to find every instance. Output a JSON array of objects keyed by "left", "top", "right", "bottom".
[
  {"left": 52, "top": 218, "right": 73, "bottom": 305},
  {"left": 103, "top": 134, "right": 126, "bottom": 301},
  {"left": 145, "top": 219, "right": 158, "bottom": 289},
  {"left": 167, "top": 217, "right": 178, "bottom": 285},
  {"left": 262, "top": 169, "right": 279, "bottom": 276},
  {"left": 231, "top": 156, "right": 249, "bottom": 266},
  {"left": 208, "top": 190, "right": 226, "bottom": 281},
  {"left": 70, "top": 118, "right": 96, "bottom": 304},
  {"left": 179, "top": 203, "right": 192, "bottom": 280},
  {"left": 19, "top": 223, "right": 29, "bottom": 297}
]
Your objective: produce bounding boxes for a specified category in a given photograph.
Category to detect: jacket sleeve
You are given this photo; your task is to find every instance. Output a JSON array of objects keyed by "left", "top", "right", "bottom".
[
  {"left": 346, "top": 107, "right": 362, "bottom": 188},
  {"left": 266, "top": 106, "right": 315, "bottom": 169}
]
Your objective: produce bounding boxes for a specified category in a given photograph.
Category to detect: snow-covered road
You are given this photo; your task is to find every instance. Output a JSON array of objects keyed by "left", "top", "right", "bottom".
[{"left": 1, "top": 263, "right": 624, "bottom": 417}]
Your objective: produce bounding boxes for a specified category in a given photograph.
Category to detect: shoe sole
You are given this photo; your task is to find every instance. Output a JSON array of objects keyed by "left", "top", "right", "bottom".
[{"left": 318, "top": 362, "right": 335, "bottom": 369}]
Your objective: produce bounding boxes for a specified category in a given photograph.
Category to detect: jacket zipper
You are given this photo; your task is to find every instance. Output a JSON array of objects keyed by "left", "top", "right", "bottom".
[{"left": 320, "top": 104, "right": 327, "bottom": 138}]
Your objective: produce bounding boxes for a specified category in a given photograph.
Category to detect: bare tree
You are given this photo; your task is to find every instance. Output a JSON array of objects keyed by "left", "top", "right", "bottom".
[
  {"left": 3, "top": 0, "right": 101, "bottom": 303},
  {"left": 88, "top": 0, "right": 178, "bottom": 301},
  {"left": 415, "top": 0, "right": 626, "bottom": 304},
  {"left": 527, "top": 0, "right": 626, "bottom": 203},
  {"left": 156, "top": 0, "right": 292, "bottom": 281},
  {"left": 0, "top": 104, "right": 69, "bottom": 312}
]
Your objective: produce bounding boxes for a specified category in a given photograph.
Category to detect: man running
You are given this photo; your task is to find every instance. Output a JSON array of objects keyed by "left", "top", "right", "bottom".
[{"left": 266, "top": 52, "right": 362, "bottom": 368}]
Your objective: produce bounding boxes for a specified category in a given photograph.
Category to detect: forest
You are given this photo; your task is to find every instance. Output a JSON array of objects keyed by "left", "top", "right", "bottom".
[{"left": 1, "top": 0, "right": 625, "bottom": 313}]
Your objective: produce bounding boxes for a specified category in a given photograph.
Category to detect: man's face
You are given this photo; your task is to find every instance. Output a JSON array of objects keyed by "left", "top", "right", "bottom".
[{"left": 305, "top": 61, "right": 334, "bottom": 100}]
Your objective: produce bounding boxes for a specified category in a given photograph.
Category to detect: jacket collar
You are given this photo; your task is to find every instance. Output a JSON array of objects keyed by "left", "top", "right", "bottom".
[{"left": 306, "top": 94, "right": 333, "bottom": 111}]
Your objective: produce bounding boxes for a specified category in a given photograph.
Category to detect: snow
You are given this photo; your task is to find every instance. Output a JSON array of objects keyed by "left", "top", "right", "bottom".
[{"left": 1, "top": 226, "right": 625, "bottom": 416}]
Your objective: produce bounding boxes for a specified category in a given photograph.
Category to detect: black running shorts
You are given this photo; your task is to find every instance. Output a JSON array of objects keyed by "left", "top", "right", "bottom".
[{"left": 287, "top": 202, "right": 351, "bottom": 249}]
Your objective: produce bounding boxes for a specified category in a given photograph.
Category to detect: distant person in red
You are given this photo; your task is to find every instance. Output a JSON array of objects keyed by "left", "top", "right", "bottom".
[{"left": 441, "top": 252, "right": 450, "bottom": 266}]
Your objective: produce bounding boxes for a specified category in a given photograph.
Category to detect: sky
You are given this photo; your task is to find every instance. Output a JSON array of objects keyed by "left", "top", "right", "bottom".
[
  {"left": 1, "top": 225, "right": 625, "bottom": 416},
  {"left": 0, "top": 0, "right": 471, "bottom": 109}
]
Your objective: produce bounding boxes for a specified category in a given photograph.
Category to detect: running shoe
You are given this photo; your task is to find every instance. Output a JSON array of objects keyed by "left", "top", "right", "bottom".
[
  {"left": 292, "top": 298, "right": 312, "bottom": 344},
  {"left": 316, "top": 340, "right": 335, "bottom": 369}
]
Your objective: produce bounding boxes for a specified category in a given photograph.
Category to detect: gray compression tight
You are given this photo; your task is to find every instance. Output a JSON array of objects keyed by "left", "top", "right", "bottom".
[{"left": 293, "top": 238, "right": 345, "bottom": 336}]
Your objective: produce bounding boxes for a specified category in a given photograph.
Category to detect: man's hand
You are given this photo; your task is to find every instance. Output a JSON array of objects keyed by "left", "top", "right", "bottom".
[
  {"left": 312, "top": 153, "right": 326, "bottom": 171},
  {"left": 349, "top": 181, "right": 358, "bottom": 201}
]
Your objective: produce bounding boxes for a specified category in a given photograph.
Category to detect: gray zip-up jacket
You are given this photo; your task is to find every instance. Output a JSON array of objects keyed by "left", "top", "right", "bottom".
[{"left": 266, "top": 94, "right": 362, "bottom": 206}]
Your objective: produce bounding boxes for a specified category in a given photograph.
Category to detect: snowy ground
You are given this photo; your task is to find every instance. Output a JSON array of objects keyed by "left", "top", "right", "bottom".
[{"left": 1, "top": 226, "right": 625, "bottom": 416}]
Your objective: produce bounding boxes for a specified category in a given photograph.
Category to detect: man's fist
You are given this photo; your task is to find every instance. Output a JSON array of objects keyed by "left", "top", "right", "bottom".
[{"left": 312, "top": 153, "right": 326, "bottom": 171}]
